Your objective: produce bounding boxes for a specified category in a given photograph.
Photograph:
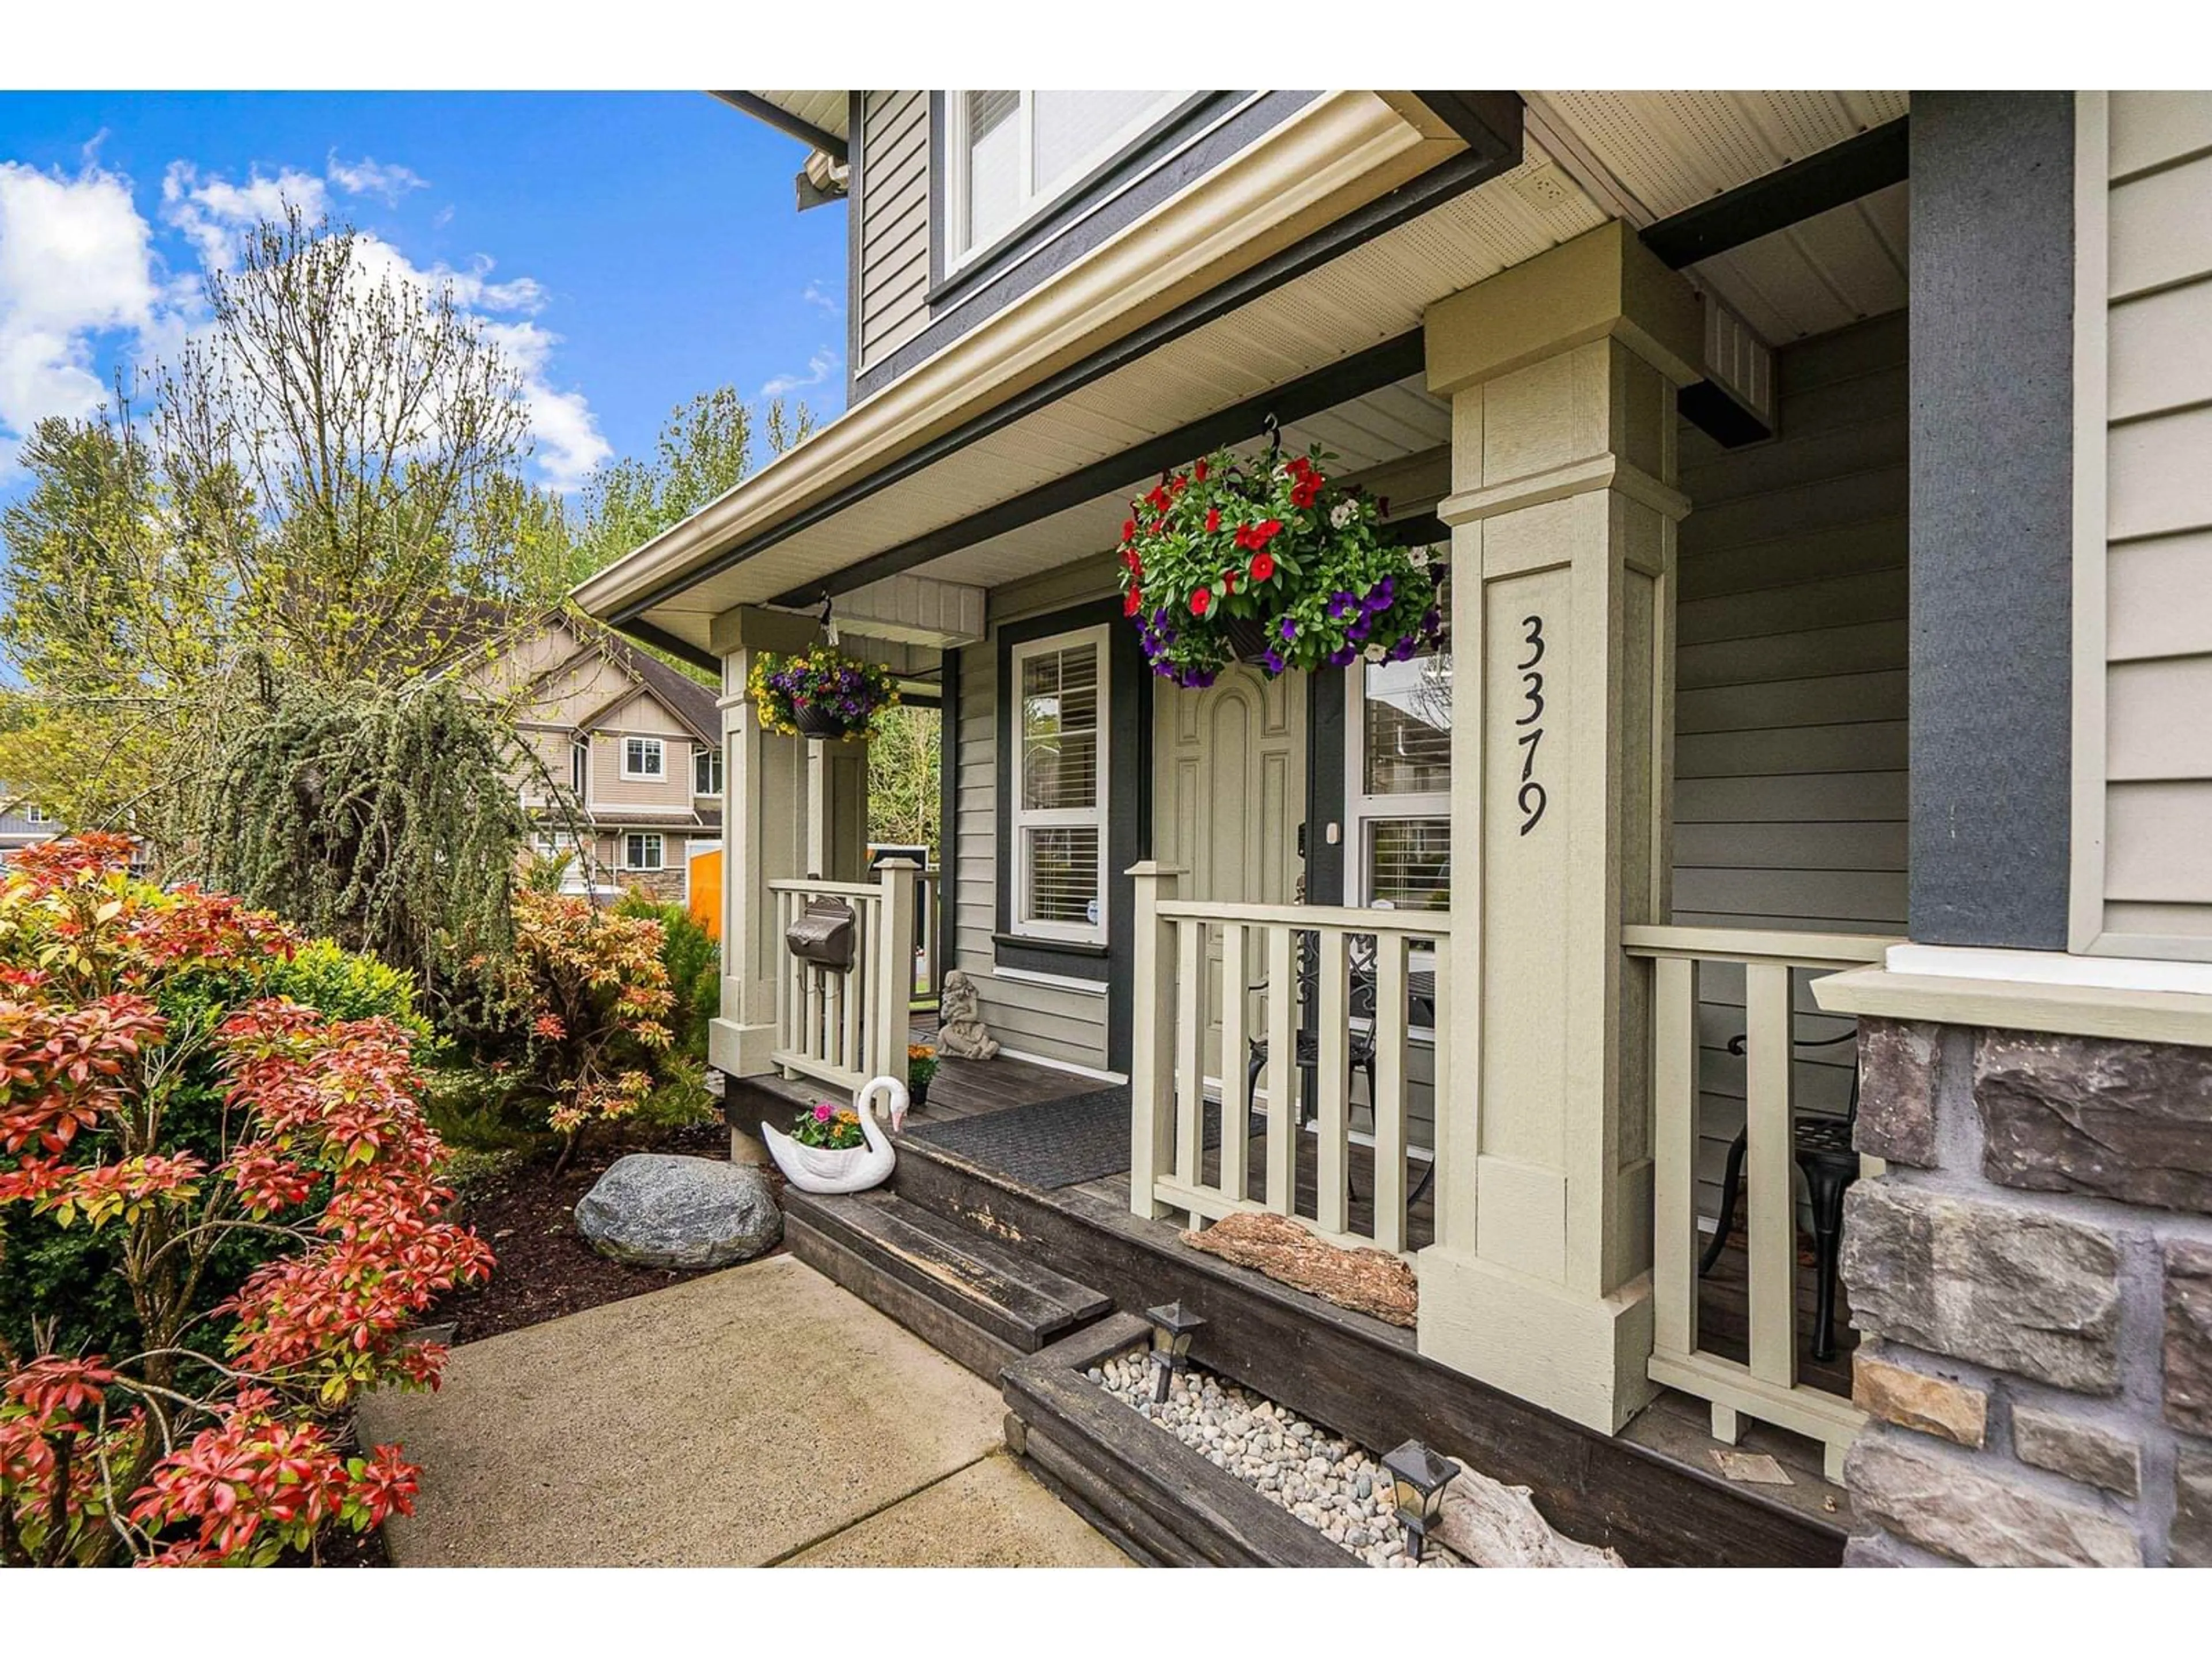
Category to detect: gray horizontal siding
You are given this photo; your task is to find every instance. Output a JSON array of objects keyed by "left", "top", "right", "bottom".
[
  {"left": 1673, "top": 311, "right": 1908, "bottom": 1219},
  {"left": 856, "top": 90, "right": 933, "bottom": 370}
]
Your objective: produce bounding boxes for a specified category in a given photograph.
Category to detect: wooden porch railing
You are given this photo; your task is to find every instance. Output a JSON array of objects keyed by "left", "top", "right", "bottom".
[
  {"left": 1129, "top": 863, "right": 1452, "bottom": 1258},
  {"left": 1622, "top": 923, "right": 1896, "bottom": 1481},
  {"left": 768, "top": 859, "right": 919, "bottom": 1095}
]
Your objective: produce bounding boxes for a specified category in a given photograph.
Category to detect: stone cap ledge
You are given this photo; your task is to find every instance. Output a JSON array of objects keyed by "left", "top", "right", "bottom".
[{"left": 1813, "top": 966, "right": 2212, "bottom": 1048}]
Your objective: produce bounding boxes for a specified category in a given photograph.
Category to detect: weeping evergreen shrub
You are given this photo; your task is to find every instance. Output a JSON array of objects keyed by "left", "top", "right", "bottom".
[{"left": 183, "top": 666, "right": 529, "bottom": 1018}]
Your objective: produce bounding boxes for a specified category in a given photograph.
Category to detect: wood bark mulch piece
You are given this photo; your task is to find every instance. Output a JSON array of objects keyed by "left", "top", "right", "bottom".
[
  {"left": 1180, "top": 1211, "right": 1419, "bottom": 1327},
  {"left": 432, "top": 1118, "right": 765, "bottom": 1344}
]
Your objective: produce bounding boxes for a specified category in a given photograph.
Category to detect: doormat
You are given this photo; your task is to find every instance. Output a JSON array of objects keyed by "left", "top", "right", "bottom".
[{"left": 903, "top": 1086, "right": 1219, "bottom": 1190}]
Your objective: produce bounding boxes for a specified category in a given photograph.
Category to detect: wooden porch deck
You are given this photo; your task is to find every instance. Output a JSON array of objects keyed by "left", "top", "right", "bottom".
[{"left": 733, "top": 1042, "right": 1857, "bottom": 1539}]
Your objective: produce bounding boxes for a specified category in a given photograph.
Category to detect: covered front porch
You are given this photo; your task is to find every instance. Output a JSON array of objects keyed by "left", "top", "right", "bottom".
[{"left": 592, "top": 91, "right": 1913, "bottom": 1555}]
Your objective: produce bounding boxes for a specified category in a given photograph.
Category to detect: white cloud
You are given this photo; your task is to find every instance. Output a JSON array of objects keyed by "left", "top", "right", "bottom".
[
  {"left": 802, "top": 279, "right": 839, "bottom": 314},
  {"left": 762, "top": 346, "right": 839, "bottom": 398},
  {"left": 327, "top": 153, "right": 428, "bottom": 204},
  {"left": 0, "top": 158, "right": 165, "bottom": 474},
  {"left": 161, "top": 160, "right": 328, "bottom": 271}
]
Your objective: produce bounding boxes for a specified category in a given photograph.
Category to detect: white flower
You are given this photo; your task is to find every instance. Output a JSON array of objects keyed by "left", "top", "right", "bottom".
[
  {"left": 1329, "top": 501, "right": 1355, "bottom": 530},
  {"left": 1409, "top": 546, "right": 1429, "bottom": 567},
  {"left": 1364, "top": 644, "right": 1387, "bottom": 663}
]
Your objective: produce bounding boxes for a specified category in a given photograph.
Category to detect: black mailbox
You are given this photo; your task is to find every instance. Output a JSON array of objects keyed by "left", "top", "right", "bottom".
[{"left": 785, "top": 896, "right": 857, "bottom": 972}]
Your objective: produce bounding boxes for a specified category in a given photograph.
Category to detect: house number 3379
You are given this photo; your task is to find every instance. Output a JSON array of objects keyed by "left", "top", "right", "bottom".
[{"left": 1515, "top": 614, "right": 1548, "bottom": 836}]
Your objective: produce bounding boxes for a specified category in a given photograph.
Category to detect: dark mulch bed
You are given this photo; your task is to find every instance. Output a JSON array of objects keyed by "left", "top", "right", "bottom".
[{"left": 431, "top": 1114, "right": 771, "bottom": 1345}]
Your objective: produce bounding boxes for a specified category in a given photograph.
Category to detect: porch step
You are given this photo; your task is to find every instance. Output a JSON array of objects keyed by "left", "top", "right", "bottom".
[{"left": 782, "top": 1188, "right": 1113, "bottom": 1381}]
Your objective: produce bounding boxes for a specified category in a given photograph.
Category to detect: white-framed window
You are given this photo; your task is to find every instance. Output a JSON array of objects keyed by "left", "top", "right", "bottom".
[
  {"left": 622, "top": 736, "right": 665, "bottom": 781},
  {"left": 623, "top": 832, "right": 665, "bottom": 872},
  {"left": 21, "top": 805, "right": 47, "bottom": 824},
  {"left": 1010, "top": 626, "right": 1108, "bottom": 944},
  {"left": 945, "top": 91, "right": 1192, "bottom": 271},
  {"left": 571, "top": 741, "right": 588, "bottom": 797},
  {"left": 694, "top": 744, "right": 724, "bottom": 797},
  {"left": 1346, "top": 646, "right": 1452, "bottom": 916}
]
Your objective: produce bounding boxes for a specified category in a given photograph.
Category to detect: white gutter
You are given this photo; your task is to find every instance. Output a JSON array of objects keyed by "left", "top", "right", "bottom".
[{"left": 572, "top": 90, "right": 1462, "bottom": 624}]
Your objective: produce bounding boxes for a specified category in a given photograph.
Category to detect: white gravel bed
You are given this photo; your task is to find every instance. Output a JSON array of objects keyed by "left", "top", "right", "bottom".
[{"left": 1090, "top": 1350, "right": 1463, "bottom": 1567}]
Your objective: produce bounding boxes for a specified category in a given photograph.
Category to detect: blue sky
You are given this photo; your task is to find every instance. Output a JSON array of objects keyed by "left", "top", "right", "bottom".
[{"left": 0, "top": 92, "right": 849, "bottom": 498}]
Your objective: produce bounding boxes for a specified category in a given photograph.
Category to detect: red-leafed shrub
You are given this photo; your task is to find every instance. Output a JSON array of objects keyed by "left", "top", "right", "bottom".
[
  {"left": 507, "top": 887, "right": 674, "bottom": 1171},
  {"left": 0, "top": 835, "right": 492, "bottom": 1566}
]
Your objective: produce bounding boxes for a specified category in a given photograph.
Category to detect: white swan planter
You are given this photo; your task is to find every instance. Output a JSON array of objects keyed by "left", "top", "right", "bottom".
[{"left": 761, "top": 1075, "right": 909, "bottom": 1195}]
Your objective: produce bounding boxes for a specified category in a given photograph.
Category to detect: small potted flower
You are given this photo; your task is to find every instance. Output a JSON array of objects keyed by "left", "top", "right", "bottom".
[
  {"left": 1116, "top": 441, "right": 1445, "bottom": 686},
  {"left": 749, "top": 645, "right": 899, "bottom": 741},
  {"left": 907, "top": 1042, "right": 939, "bottom": 1111}
]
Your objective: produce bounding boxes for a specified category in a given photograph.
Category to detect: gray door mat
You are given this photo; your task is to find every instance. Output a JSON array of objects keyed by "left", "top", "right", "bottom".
[{"left": 902, "top": 1087, "right": 1221, "bottom": 1190}]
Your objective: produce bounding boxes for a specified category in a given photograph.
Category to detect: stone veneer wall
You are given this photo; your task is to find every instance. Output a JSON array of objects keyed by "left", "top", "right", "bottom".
[
  {"left": 1839, "top": 1018, "right": 2212, "bottom": 1567},
  {"left": 621, "top": 868, "right": 687, "bottom": 907}
]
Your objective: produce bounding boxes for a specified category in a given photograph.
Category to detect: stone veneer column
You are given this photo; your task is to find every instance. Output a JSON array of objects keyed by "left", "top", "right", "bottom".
[
  {"left": 1416, "top": 222, "right": 1703, "bottom": 1434},
  {"left": 706, "top": 605, "right": 821, "bottom": 1085},
  {"left": 1824, "top": 1013, "right": 2212, "bottom": 1567}
]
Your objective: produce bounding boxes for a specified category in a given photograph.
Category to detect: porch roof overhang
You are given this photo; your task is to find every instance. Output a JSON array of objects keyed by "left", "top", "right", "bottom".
[
  {"left": 579, "top": 89, "right": 1910, "bottom": 669},
  {"left": 573, "top": 90, "right": 1506, "bottom": 664}
]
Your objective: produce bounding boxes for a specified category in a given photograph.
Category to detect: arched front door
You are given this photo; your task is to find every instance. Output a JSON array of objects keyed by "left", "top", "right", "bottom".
[{"left": 1152, "top": 664, "right": 1307, "bottom": 1089}]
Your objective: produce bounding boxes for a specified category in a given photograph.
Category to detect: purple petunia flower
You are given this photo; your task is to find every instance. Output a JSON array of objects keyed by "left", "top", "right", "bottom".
[
  {"left": 1328, "top": 646, "right": 1355, "bottom": 668},
  {"left": 1262, "top": 648, "right": 1285, "bottom": 674},
  {"left": 1279, "top": 617, "right": 1298, "bottom": 642},
  {"left": 1422, "top": 607, "right": 1442, "bottom": 635},
  {"left": 1364, "top": 577, "right": 1395, "bottom": 614},
  {"left": 1348, "top": 618, "right": 1372, "bottom": 643},
  {"left": 1390, "top": 636, "right": 1418, "bottom": 662},
  {"left": 1326, "top": 590, "right": 1359, "bottom": 621}
]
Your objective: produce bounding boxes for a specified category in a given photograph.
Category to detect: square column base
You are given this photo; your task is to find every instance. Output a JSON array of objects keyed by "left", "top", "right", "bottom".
[
  {"left": 1415, "top": 1247, "right": 1658, "bottom": 1433},
  {"left": 709, "top": 1015, "right": 780, "bottom": 1080}
]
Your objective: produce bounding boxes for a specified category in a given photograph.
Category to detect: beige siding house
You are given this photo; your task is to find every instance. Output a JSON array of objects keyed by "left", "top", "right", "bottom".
[
  {"left": 578, "top": 92, "right": 2212, "bottom": 1569},
  {"left": 448, "top": 609, "right": 724, "bottom": 904}
]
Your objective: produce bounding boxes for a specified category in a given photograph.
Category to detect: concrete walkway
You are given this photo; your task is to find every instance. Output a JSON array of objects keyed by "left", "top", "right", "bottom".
[{"left": 360, "top": 1254, "right": 1130, "bottom": 1568}]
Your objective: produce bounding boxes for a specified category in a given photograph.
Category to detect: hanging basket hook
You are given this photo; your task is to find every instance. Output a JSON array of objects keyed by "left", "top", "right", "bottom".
[
  {"left": 819, "top": 592, "right": 839, "bottom": 647},
  {"left": 1262, "top": 411, "right": 1281, "bottom": 457}
]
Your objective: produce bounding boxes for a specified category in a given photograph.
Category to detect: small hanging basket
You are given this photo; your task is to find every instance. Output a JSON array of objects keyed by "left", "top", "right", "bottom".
[{"left": 750, "top": 645, "right": 899, "bottom": 743}]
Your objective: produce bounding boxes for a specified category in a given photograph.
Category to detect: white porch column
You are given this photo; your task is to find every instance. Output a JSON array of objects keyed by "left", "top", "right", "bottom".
[
  {"left": 707, "top": 605, "right": 819, "bottom": 1082},
  {"left": 1416, "top": 222, "right": 1702, "bottom": 1433}
]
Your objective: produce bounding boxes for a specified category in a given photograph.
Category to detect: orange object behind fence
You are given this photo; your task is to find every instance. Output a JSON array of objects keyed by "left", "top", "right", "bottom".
[{"left": 688, "top": 847, "right": 722, "bottom": 940}]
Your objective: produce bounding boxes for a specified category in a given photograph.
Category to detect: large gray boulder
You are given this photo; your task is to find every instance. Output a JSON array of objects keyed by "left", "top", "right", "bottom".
[{"left": 575, "top": 1154, "right": 781, "bottom": 1270}]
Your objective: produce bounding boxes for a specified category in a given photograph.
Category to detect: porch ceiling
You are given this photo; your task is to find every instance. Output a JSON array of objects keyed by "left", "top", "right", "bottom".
[{"left": 1527, "top": 91, "right": 1911, "bottom": 343}]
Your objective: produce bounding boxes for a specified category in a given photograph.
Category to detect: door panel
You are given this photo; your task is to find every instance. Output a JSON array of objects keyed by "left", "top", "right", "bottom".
[{"left": 1153, "top": 666, "right": 1307, "bottom": 1088}]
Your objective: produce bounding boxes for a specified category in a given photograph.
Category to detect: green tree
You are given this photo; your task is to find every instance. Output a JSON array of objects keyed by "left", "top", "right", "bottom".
[{"left": 868, "top": 704, "right": 941, "bottom": 856}]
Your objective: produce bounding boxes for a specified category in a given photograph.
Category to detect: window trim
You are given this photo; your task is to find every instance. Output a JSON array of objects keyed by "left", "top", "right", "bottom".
[
  {"left": 694, "top": 743, "right": 724, "bottom": 798},
  {"left": 941, "top": 90, "right": 1196, "bottom": 278},
  {"left": 623, "top": 831, "right": 666, "bottom": 872},
  {"left": 621, "top": 736, "right": 666, "bottom": 781},
  {"left": 1008, "top": 623, "right": 1111, "bottom": 946}
]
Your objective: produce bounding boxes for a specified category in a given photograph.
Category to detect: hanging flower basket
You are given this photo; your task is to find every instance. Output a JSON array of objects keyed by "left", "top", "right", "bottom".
[
  {"left": 1116, "top": 442, "right": 1445, "bottom": 687},
  {"left": 749, "top": 645, "right": 899, "bottom": 742}
]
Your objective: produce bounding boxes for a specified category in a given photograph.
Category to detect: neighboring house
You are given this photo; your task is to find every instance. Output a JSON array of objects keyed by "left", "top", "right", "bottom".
[
  {"left": 579, "top": 93, "right": 2212, "bottom": 1567},
  {"left": 442, "top": 607, "right": 725, "bottom": 906},
  {"left": 0, "top": 790, "right": 62, "bottom": 864}
]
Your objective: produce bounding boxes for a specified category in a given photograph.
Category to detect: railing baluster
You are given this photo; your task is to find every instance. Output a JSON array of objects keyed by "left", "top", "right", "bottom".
[
  {"left": 1372, "top": 933, "right": 1407, "bottom": 1253},
  {"left": 1744, "top": 960, "right": 1797, "bottom": 1389},
  {"left": 1316, "top": 927, "right": 1350, "bottom": 1236},
  {"left": 1652, "top": 955, "right": 1698, "bottom": 1361},
  {"left": 1127, "top": 864, "right": 1180, "bottom": 1221},
  {"left": 1218, "top": 922, "right": 1250, "bottom": 1206},
  {"left": 1175, "top": 918, "right": 1205, "bottom": 1190},
  {"left": 1263, "top": 923, "right": 1296, "bottom": 1215}
]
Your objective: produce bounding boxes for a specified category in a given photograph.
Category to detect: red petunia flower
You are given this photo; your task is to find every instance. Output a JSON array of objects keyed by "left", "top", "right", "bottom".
[
  {"left": 1150, "top": 517, "right": 1166, "bottom": 535},
  {"left": 1146, "top": 486, "right": 1171, "bottom": 511},
  {"left": 1205, "top": 506, "right": 1222, "bottom": 534},
  {"left": 1290, "top": 478, "right": 1320, "bottom": 509},
  {"left": 1221, "top": 569, "right": 1237, "bottom": 594},
  {"left": 1122, "top": 518, "right": 1137, "bottom": 543},
  {"left": 1195, "top": 458, "right": 1209, "bottom": 482},
  {"left": 1249, "top": 551, "right": 1276, "bottom": 583},
  {"left": 1190, "top": 588, "right": 1211, "bottom": 617},
  {"left": 1124, "top": 588, "right": 1143, "bottom": 616}
]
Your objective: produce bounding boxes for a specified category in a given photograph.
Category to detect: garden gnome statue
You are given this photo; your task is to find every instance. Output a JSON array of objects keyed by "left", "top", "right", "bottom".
[{"left": 937, "top": 969, "right": 999, "bottom": 1060}]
